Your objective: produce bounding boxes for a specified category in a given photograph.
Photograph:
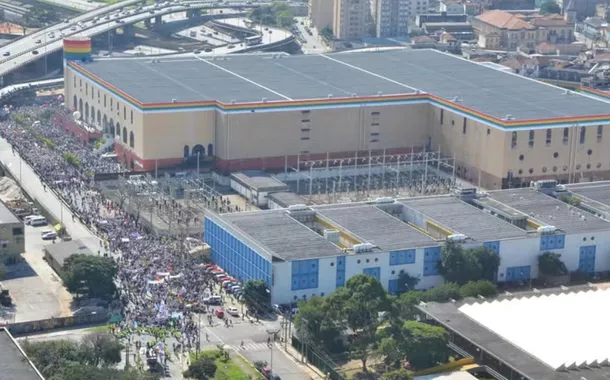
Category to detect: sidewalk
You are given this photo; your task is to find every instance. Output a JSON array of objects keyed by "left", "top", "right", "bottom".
[
  {"left": 279, "top": 342, "right": 326, "bottom": 380},
  {"left": 0, "top": 138, "right": 101, "bottom": 253}
]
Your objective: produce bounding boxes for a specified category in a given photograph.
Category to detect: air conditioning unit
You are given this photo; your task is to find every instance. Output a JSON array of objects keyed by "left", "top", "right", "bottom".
[
  {"left": 353, "top": 243, "right": 375, "bottom": 253},
  {"left": 375, "top": 197, "right": 394, "bottom": 204},
  {"left": 447, "top": 234, "right": 467, "bottom": 242},
  {"left": 288, "top": 204, "right": 309, "bottom": 212},
  {"left": 537, "top": 226, "right": 557, "bottom": 234}
]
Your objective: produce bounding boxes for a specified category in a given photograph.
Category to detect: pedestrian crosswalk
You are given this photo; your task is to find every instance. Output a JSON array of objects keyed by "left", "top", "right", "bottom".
[{"left": 235, "top": 342, "right": 273, "bottom": 352}]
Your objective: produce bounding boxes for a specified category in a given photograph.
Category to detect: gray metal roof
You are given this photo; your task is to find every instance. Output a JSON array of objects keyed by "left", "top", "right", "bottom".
[
  {"left": 231, "top": 171, "right": 289, "bottom": 192},
  {"left": 488, "top": 188, "right": 610, "bottom": 233},
  {"left": 316, "top": 204, "right": 436, "bottom": 251},
  {"left": 333, "top": 49, "right": 610, "bottom": 120},
  {"left": 0, "top": 200, "right": 21, "bottom": 224},
  {"left": 400, "top": 196, "right": 526, "bottom": 241},
  {"left": 267, "top": 191, "right": 307, "bottom": 208},
  {"left": 417, "top": 287, "right": 610, "bottom": 380},
  {"left": 0, "top": 328, "right": 44, "bottom": 380},
  {"left": 568, "top": 182, "right": 610, "bottom": 206},
  {"left": 44, "top": 239, "right": 94, "bottom": 267},
  {"left": 77, "top": 50, "right": 610, "bottom": 121},
  {"left": 222, "top": 211, "right": 343, "bottom": 261}
]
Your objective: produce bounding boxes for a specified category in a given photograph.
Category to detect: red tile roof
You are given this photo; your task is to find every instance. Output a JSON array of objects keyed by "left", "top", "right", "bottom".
[{"left": 476, "top": 10, "right": 535, "bottom": 30}]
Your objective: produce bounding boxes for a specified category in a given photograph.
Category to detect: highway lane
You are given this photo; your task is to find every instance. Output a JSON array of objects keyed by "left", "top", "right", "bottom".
[
  {"left": 0, "top": 0, "right": 143, "bottom": 77},
  {"left": 0, "top": 1, "right": 271, "bottom": 78}
]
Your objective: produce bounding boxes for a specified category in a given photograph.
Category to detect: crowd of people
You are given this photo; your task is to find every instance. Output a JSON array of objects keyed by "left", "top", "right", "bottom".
[{"left": 0, "top": 103, "right": 227, "bottom": 355}]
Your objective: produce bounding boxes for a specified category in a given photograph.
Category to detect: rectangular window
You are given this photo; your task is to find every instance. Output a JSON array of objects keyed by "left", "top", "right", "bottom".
[
  {"left": 511, "top": 132, "right": 517, "bottom": 148},
  {"left": 372, "top": 111, "right": 380, "bottom": 126},
  {"left": 74, "top": 80, "right": 76, "bottom": 88},
  {"left": 389, "top": 249, "right": 416, "bottom": 265},
  {"left": 110, "top": 98, "right": 113, "bottom": 111},
  {"left": 300, "top": 137, "right": 310, "bottom": 140},
  {"left": 80, "top": 79, "right": 82, "bottom": 88},
  {"left": 123, "top": 106, "right": 126, "bottom": 120},
  {"left": 529, "top": 130, "right": 535, "bottom": 147},
  {"left": 440, "top": 109, "right": 444, "bottom": 125},
  {"left": 301, "top": 128, "right": 310, "bottom": 132},
  {"left": 597, "top": 125, "right": 603, "bottom": 142},
  {"left": 131, "top": 110, "right": 134, "bottom": 124},
  {"left": 546, "top": 129, "right": 552, "bottom": 145},
  {"left": 563, "top": 127, "right": 569, "bottom": 144},
  {"left": 12, "top": 227, "right": 23, "bottom": 236},
  {"left": 85, "top": 83, "right": 88, "bottom": 96},
  {"left": 104, "top": 95, "right": 107, "bottom": 107},
  {"left": 580, "top": 127, "right": 586, "bottom": 144},
  {"left": 462, "top": 118, "right": 467, "bottom": 134},
  {"left": 301, "top": 110, "right": 310, "bottom": 123}
]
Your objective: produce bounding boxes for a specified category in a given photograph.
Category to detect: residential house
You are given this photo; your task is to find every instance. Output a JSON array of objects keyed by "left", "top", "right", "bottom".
[
  {"left": 473, "top": 10, "right": 574, "bottom": 50},
  {"left": 535, "top": 41, "right": 585, "bottom": 55}
]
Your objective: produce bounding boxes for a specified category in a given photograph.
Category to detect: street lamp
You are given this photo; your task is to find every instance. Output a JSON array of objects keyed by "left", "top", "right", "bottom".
[{"left": 266, "top": 327, "right": 281, "bottom": 377}]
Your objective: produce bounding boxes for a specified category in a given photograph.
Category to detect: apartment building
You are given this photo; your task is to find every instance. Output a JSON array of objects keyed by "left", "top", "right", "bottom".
[
  {"left": 333, "top": 0, "right": 370, "bottom": 39},
  {"left": 375, "top": 0, "right": 429, "bottom": 37},
  {"left": 310, "top": 0, "right": 334, "bottom": 31}
]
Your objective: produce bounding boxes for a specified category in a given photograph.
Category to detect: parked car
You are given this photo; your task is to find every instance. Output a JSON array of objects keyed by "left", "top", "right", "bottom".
[
  {"left": 3, "top": 51, "right": 10, "bottom": 56},
  {"left": 41, "top": 230, "right": 57, "bottom": 240},
  {"left": 204, "top": 295, "right": 221, "bottom": 305},
  {"left": 226, "top": 307, "right": 239, "bottom": 317},
  {"left": 215, "top": 308, "right": 224, "bottom": 318}
]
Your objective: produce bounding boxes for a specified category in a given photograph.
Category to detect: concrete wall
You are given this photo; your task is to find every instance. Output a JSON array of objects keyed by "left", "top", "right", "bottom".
[{"left": 0, "top": 221, "right": 24, "bottom": 263}]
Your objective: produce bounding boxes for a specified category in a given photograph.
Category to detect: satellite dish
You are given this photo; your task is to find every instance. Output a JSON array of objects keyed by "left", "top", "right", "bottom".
[{"left": 72, "top": 111, "right": 81, "bottom": 120}]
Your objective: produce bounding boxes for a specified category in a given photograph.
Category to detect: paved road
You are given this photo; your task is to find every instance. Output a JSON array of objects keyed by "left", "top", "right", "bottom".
[
  {"left": 0, "top": 0, "right": 275, "bottom": 78},
  {"left": 0, "top": 139, "right": 101, "bottom": 252}
]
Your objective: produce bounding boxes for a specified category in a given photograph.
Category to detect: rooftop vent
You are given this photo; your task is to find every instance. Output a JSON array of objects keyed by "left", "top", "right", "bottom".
[
  {"left": 447, "top": 233, "right": 467, "bottom": 242},
  {"left": 353, "top": 243, "right": 375, "bottom": 253},
  {"left": 374, "top": 197, "right": 394, "bottom": 204},
  {"left": 172, "top": 98, "right": 177, "bottom": 103},
  {"left": 537, "top": 226, "right": 557, "bottom": 234}
]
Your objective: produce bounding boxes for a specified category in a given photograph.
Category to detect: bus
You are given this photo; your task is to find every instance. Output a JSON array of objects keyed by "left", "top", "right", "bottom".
[{"left": 245, "top": 35, "right": 262, "bottom": 46}]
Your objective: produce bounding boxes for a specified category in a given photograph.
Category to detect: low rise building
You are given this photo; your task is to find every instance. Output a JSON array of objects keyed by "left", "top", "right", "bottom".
[
  {"left": 0, "top": 200, "right": 24, "bottom": 264},
  {"left": 0, "top": 327, "right": 45, "bottom": 379},
  {"left": 473, "top": 10, "right": 574, "bottom": 50},
  {"left": 204, "top": 181, "right": 610, "bottom": 304}
]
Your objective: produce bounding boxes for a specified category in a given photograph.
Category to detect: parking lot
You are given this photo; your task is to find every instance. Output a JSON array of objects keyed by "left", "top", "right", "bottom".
[{"left": 1, "top": 219, "right": 73, "bottom": 323}]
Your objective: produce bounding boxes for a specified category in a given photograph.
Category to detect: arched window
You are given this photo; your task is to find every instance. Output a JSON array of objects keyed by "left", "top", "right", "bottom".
[
  {"left": 183, "top": 145, "right": 190, "bottom": 159},
  {"left": 91, "top": 105, "right": 95, "bottom": 122},
  {"left": 129, "top": 131, "right": 134, "bottom": 148},
  {"left": 208, "top": 143, "right": 214, "bottom": 157},
  {"left": 130, "top": 110, "right": 133, "bottom": 124},
  {"left": 192, "top": 144, "right": 205, "bottom": 158},
  {"left": 116, "top": 122, "right": 120, "bottom": 136},
  {"left": 122, "top": 127, "right": 127, "bottom": 144},
  {"left": 79, "top": 99, "right": 83, "bottom": 119},
  {"left": 85, "top": 102, "right": 89, "bottom": 120},
  {"left": 97, "top": 110, "right": 101, "bottom": 125},
  {"left": 73, "top": 95, "right": 77, "bottom": 110}
]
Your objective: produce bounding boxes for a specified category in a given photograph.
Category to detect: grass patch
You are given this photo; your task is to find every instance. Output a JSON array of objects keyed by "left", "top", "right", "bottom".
[
  {"left": 190, "top": 349, "right": 263, "bottom": 380},
  {"left": 86, "top": 324, "right": 111, "bottom": 333}
]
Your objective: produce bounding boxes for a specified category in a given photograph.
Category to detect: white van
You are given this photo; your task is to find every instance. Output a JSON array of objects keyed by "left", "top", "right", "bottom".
[{"left": 30, "top": 216, "right": 48, "bottom": 226}]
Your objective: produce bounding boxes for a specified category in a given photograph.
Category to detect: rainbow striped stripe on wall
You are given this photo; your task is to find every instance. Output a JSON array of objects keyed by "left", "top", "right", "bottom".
[{"left": 64, "top": 37, "right": 92, "bottom": 62}]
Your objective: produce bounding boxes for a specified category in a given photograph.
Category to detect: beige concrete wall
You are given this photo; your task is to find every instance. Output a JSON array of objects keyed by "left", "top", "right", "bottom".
[
  {"left": 141, "top": 110, "right": 216, "bottom": 160},
  {"left": 0, "top": 222, "right": 25, "bottom": 261},
  {"left": 430, "top": 106, "right": 507, "bottom": 188},
  {"left": 502, "top": 124, "right": 610, "bottom": 183},
  {"left": 219, "top": 103, "right": 432, "bottom": 160},
  {"left": 65, "top": 67, "right": 143, "bottom": 150}
]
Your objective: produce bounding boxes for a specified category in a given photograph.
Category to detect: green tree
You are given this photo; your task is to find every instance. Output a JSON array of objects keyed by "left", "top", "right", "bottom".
[
  {"left": 540, "top": 0, "right": 561, "bottom": 14},
  {"left": 538, "top": 251, "right": 568, "bottom": 276},
  {"left": 380, "top": 368, "right": 413, "bottom": 380},
  {"left": 184, "top": 356, "right": 217, "bottom": 380},
  {"left": 335, "top": 274, "right": 390, "bottom": 372},
  {"left": 400, "top": 321, "right": 449, "bottom": 370},
  {"left": 320, "top": 25, "right": 334, "bottom": 40},
  {"left": 391, "top": 291, "right": 425, "bottom": 321},
  {"left": 243, "top": 279, "right": 270, "bottom": 314},
  {"left": 79, "top": 333, "right": 122, "bottom": 367},
  {"left": 459, "top": 280, "right": 498, "bottom": 298},
  {"left": 62, "top": 254, "right": 117, "bottom": 299},
  {"left": 439, "top": 242, "right": 500, "bottom": 285},
  {"left": 294, "top": 295, "right": 343, "bottom": 352},
  {"left": 422, "top": 282, "right": 460, "bottom": 303},
  {"left": 396, "top": 271, "right": 419, "bottom": 294}
]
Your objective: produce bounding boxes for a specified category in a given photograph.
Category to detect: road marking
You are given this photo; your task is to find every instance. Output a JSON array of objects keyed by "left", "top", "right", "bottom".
[
  {"left": 203, "top": 326, "right": 225, "bottom": 345},
  {"left": 194, "top": 55, "right": 293, "bottom": 101}
]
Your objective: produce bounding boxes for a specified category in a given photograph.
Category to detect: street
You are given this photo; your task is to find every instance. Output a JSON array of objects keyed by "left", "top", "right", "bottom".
[{"left": 0, "top": 134, "right": 314, "bottom": 378}]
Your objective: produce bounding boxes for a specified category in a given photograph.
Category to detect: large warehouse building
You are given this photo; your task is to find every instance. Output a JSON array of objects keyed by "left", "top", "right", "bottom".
[
  {"left": 203, "top": 180, "right": 610, "bottom": 304},
  {"left": 64, "top": 48, "right": 610, "bottom": 189}
]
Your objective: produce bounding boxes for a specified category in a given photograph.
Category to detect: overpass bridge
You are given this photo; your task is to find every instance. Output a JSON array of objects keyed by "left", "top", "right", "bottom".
[{"left": 0, "top": 0, "right": 273, "bottom": 83}]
